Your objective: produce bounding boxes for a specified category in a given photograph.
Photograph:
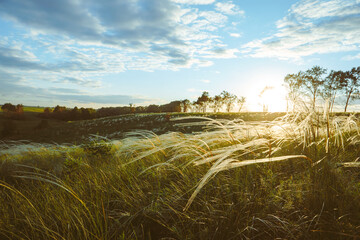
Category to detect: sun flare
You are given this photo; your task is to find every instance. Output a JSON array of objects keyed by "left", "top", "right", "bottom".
[{"left": 259, "top": 86, "right": 288, "bottom": 112}]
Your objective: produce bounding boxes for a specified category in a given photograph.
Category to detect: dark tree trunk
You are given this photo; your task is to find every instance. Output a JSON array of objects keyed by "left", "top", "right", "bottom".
[
  {"left": 345, "top": 95, "right": 351, "bottom": 112},
  {"left": 344, "top": 89, "right": 353, "bottom": 113}
]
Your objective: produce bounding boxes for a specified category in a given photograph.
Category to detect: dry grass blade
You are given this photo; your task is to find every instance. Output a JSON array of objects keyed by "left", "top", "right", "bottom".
[{"left": 184, "top": 155, "right": 308, "bottom": 211}]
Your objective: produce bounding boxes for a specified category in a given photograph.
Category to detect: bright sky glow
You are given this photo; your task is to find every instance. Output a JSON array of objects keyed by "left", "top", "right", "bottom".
[{"left": 1, "top": 0, "right": 360, "bottom": 111}]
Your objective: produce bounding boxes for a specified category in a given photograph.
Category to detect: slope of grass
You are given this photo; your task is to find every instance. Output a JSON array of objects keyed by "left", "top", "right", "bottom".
[{"left": 1, "top": 112, "right": 360, "bottom": 239}]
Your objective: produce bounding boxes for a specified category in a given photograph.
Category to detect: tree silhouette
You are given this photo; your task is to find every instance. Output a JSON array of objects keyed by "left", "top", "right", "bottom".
[
  {"left": 237, "top": 96, "right": 246, "bottom": 112},
  {"left": 1, "top": 103, "right": 16, "bottom": 112},
  {"left": 53, "top": 105, "right": 66, "bottom": 113},
  {"left": 129, "top": 103, "right": 135, "bottom": 113},
  {"left": 302, "top": 66, "right": 327, "bottom": 110},
  {"left": 196, "top": 91, "right": 211, "bottom": 113},
  {"left": 1, "top": 103, "right": 24, "bottom": 119},
  {"left": 220, "top": 91, "right": 237, "bottom": 112},
  {"left": 180, "top": 99, "right": 191, "bottom": 113},
  {"left": 16, "top": 104, "right": 24, "bottom": 113},
  {"left": 284, "top": 66, "right": 327, "bottom": 111},
  {"left": 284, "top": 73, "right": 303, "bottom": 112},
  {"left": 43, "top": 107, "right": 52, "bottom": 114},
  {"left": 212, "top": 95, "right": 223, "bottom": 113},
  {"left": 342, "top": 67, "right": 360, "bottom": 112},
  {"left": 321, "top": 71, "right": 343, "bottom": 113}
]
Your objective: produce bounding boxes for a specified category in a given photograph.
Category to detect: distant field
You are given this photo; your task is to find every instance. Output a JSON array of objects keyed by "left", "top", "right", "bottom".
[
  {"left": 0, "top": 112, "right": 286, "bottom": 144},
  {"left": 2, "top": 111, "right": 359, "bottom": 144},
  {"left": 23, "top": 106, "right": 47, "bottom": 112},
  {"left": 0, "top": 106, "right": 46, "bottom": 113}
]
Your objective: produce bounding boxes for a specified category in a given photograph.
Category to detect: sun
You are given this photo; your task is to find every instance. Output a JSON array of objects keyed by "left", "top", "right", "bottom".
[
  {"left": 243, "top": 84, "right": 288, "bottom": 112},
  {"left": 259, "top": 86, "right": 288, "bottom": 112},
  {"left": 237, "top": 68, "right": 290, "bottom": 112}
]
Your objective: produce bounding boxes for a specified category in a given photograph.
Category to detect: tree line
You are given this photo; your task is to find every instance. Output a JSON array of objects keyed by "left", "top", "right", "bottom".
[
  {"left": 284, "top": 65, "right": 360, "bottom": 112},
  {"left": 1, "top": 91, "right": 246, "bottom": 122},
  {"left": 183, "top": 90, "right": 246, "bottom": 113}
]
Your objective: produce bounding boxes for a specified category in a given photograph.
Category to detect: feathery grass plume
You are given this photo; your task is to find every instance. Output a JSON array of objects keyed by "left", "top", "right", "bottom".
[
  {"left": 183, "top": 155, "right": 308, "bottom": 211},
  {"left": 2, "top": 107, "right": 360, "bottom": 238}
]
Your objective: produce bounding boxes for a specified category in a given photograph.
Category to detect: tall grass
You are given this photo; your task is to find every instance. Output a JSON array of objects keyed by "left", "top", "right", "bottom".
[{"left": 1, "top": 109, "right": 360, "bottom": 239}]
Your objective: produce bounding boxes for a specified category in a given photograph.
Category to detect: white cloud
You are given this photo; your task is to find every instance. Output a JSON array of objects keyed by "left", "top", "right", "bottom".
[
  {"left": 181, "top": 11, "right": 199, "bottom": 24},
  {"left": 230, "top": 33, "right": 241, "bottom": 38},
  {"left": 203, "top": 48, "right": 239, "bottom": 58},
  {"left": 0, "top": 0, "right": 238, "bottom": 71},
  {"left": 199, "top": 11, "right": 228, "bottom": 25},
  {"left": 0, "top": 0, "right": 243, "bottom": 106},
  {"left": 172, "top": 0, "right": 215, "bottom": 4},
  {"left": 215, "top": 1, "right": 245, "bottom": 15},
  {"left": 289, "top": 0, "right": 360, "bottom": 19},
  {"left": 0, "top": 0, "right": 240, "bottom": 86},
  {"left": 243, "top": 0, "right": 360, "bottom": 60},
  {"left": 342, "top": 53, "right": 360, "bottom": 61}
]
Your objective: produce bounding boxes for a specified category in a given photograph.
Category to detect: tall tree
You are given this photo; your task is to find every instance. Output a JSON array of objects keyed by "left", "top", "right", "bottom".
[
  {"left": 212, "top": 95, "right": 223, "bottom": 113},
  {"left": 342, "top": 67, "right": 360, "bottom": 112},
  {"left": 220, "top": 91, "right": 237, "bottom": 112},
  {"left": 284, "top": 73, "right": 303, "bottom": 112},
  {"left": 237, "top": 96, "right": 246, "bottom": 112},
  {"left": 284, "top": 66, "right": 327, "bottom": 111},
  {"left": 180, "top": 99, "right": 191, "bottom": 113},
  {"left": 15, "top": 104, "right": 24, "bottom": 113},
  {"left": 129, "top": 103, "right": 135, "bottom": 113},
  {"left": 196, "top": 91, "right": 211, "bottom": 113},
  {"left": 302, "top": 66, "right": 327, "bottom": 110},
  {"left": 53, "top": 105, "right": 66, "bottom": 113},
  {"left": 321, "top": 70, "right": 342, "bottom": 113}
]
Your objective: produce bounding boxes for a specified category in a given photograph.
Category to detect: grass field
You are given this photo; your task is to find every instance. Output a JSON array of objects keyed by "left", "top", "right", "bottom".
[
  {"left": 0, "top": 106, "right": 46, "bottom": 113},
  {"left": 1, "top": 110, "right": 360, "bottom": 239},
  {"left": 0, "top": 111, "right": 286, "bottom": 144}
]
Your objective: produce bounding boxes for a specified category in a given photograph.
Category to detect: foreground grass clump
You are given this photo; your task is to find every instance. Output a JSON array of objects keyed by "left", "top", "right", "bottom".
[{"left": 1, "top": 113, "right": 360, "bottom": 239}]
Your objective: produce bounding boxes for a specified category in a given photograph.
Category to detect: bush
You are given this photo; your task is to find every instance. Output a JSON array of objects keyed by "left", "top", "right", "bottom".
[{"left": 1, "top": 103, "right": 25, "bottom": 120}]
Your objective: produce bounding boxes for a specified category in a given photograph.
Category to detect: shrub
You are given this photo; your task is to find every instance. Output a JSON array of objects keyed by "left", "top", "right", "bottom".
[{"left": 1, "top": 103, "right": 25, "bottom": 120}]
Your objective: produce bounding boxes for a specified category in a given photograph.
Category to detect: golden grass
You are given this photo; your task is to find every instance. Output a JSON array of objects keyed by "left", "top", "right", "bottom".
[{"left": 1, "top": 109, "right": 360, "bottom": 239}]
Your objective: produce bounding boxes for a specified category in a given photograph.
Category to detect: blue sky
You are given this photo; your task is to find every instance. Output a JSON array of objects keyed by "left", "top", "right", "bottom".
[{"left": 0, "top": 0, "right": 360, "bottom": 111}]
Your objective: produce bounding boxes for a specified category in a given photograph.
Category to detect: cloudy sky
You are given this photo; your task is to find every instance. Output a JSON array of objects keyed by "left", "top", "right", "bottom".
[{"left": 0, "top": 0, "right": 360, "bottom": 111}]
